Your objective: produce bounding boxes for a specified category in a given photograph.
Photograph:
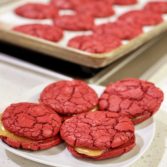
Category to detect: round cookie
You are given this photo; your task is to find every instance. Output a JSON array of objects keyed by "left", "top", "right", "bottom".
[
  {"left": 39, "top": 80, "right": 98, "bottom": 115},
  {"left": 114, "top": 0, "right": 137, "bottom": 5},
  {"left": 71, "top": 0, "right": 114, "bottom": 7},
  {"left": 2, "top": 135, "right": 61, "bottom": 151},
  {"left": 93, "top": 20, "right": 143, "bottom": 40},
  {"left": 75, "top": 1, "right": 115, "bottom": 18},
  {"left": 13, "top": 24, "right": 63, "bottom": 42},
  {"left": 118, "top": 10, "right": 163, "bottom": 26},
  {"left": 68, "top": 34, "right": 121, "bottom": 53},
  {"left": 2, "top": 103, "right": 62, "bottom": 140},
  {"left": 99, "top": 78, "right": 164, "bottom": 124},
  {"left": 15, "top": 3, "right": 58, "bottom": 19},
  {"left": 50, "top": 0, "right": 74, "bottom": 9},
  {"left": 53, "top": 15, "right": 94, "bottom": 31},
  {"left": 144, "top": 2, "right": 167, "bottom": 14},
  {"left": 60, "top": 111, "right": 135, "bottom": 160}
]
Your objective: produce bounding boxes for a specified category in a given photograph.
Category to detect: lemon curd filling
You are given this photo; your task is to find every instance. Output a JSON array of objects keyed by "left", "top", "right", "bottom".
[{"left": 75, "top": 147, "right": 104, "bottom": 157}]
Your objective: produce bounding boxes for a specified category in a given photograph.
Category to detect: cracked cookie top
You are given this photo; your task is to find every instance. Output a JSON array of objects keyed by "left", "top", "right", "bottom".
[
  {"left": 50, "top": 0, "right": 74, "bottom": 9},
  {"left": 15, "top": 3, "right": 58, "bottom": 19},
  {"left": 2, "top": 103, "right": 62, "bottom": 141},
  {"left": 118, "top": 10, "right": 163, "bottom": 26},
  {"left": 39, "top": 80, "right": 98, "bottom": 115},
  {"left": 75, "top": 1, "right": 115, "bottom": 18},
  {"left": 13, "top": 24, "right": 63, "bottom": 42},
  {"left": 68, "top": 34, "right": 121, "bottom": 53},
  {"left": 144, "top": 1, "right": 167, "bottom": 14},
  {"left": 60, "top": 111, "right": 134, "bottom": 150},
  {"left": 53, "top": 15, "right": 95, "bottom": 31},
  {"left": 99, "top": 78, "right": 164, "bottom": 120},
  {"left": 93, "top": 20, "right": 143, "bottom": 40},
  {"left": 114, "top": 0, "right": 137, "bottom": 5}
]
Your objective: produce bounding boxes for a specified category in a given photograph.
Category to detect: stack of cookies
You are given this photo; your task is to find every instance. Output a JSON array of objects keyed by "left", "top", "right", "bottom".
[{"left": 0, "top": 78, "right": 164, "bottom": 160}]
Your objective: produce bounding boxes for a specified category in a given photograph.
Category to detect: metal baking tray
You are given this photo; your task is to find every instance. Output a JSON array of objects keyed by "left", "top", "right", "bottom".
[{"left": 0, "top": 0, "right": 167, "bottom": 68}]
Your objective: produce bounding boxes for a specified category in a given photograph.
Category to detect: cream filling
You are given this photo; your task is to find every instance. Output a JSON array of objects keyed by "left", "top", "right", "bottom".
[
  {"left": 91, "top": 106, "right": 98, "bottom": 112},
  {"left": 75, "top": 147, "right": 104, "bottom": 157},
  {"left": 132, "top": 114, "right": 147, "bottom": 121}
]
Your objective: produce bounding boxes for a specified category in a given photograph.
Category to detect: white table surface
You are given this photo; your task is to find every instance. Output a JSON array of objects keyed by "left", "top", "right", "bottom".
[
  {"left": 0, "top": 53, "right": 167, "bottom": 167},
  {"left": 0, "top": 53, "right": 70, "bottom": 167}
]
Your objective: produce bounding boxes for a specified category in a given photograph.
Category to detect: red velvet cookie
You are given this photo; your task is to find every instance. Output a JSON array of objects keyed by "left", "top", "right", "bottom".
[
  {"left": 68, "top": 34, "right": 121, "bottom": 53},
  {"left": 93, "top": 20, "right": 143, "bottom": 40},
  {"left": 2, "top": 135, "right": 61, "bottom": 151},
  {"left": 75, "top": 1, "right": 115, "bottom": 18},
  {"left": 53, "top": 15, "right": 94, "bottom": 31},
  {"left": 13, "top": 24, "right": 63, "bottom": 42},
  {"left": 99, "top": 78, "right": 164, "bottom": 124},
  {"left": 60, "top": 111, "right": 135, "bottom": 160},
  {"left": 71, "top": 0, "right": 114, "bottom": 7},
  {"left": 114, "top": 0, "right": 137, "bottom": 5},
  {"left": 40, "top": 80, "right": 98, "bottom": 115},
  {"left": 2, "top": 103, "right": 62, "bottom": 140},
  {"left": 15, "top": 3, "right": 58, "bottom": 19},
  {"left": 50, "top": 0, "right": 73, "bottom": 9},
  {"left": 119, "top": 10, "right": 163, "bottom": 26},
  {"left": 50, "top": 0, "right": 96, "bottom": 10},
  {"left": 144, "top": 1, "right": 167, "bottom": 14}
]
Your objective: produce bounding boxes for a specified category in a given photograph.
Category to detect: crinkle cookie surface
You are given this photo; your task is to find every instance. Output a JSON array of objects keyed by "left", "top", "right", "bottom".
[
  {"left": 99, "top": 78, "right": 164, "bottom": 124},
  {"left": 2, "top": 103, "right": 62, "bottom": 140},
  {"left": 40, "top": 80, "right": 98, "bottom": 115}
]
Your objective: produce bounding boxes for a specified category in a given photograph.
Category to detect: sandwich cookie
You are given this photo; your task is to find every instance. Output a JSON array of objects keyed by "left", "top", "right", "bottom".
[
  {"left": 0, "top": 103, "right": 62, "bottom": 150},
  {"left": 40, "top": 80, "right": 98, "bottom": 115},
  {"left": 99, "top": 78, "right": 164, "bottom": 124},
  {"left": 60, "top": 111, "right": 135, "bottom": 160}
]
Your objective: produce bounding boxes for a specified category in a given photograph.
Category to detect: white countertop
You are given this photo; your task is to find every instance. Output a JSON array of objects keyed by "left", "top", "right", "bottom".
[{"left": 0, "top": 53, "right": 70, "bottom": 167}]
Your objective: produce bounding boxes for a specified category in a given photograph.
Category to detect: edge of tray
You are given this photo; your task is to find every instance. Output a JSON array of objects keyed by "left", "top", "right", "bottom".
[{"left": 1, "top": 22, "right": 167, "bottom": 68}]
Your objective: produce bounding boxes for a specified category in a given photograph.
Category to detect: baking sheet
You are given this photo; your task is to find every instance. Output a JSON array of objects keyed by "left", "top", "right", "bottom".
[{"left": 0, "top": 0, "right": 167, "bottom": 68}]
